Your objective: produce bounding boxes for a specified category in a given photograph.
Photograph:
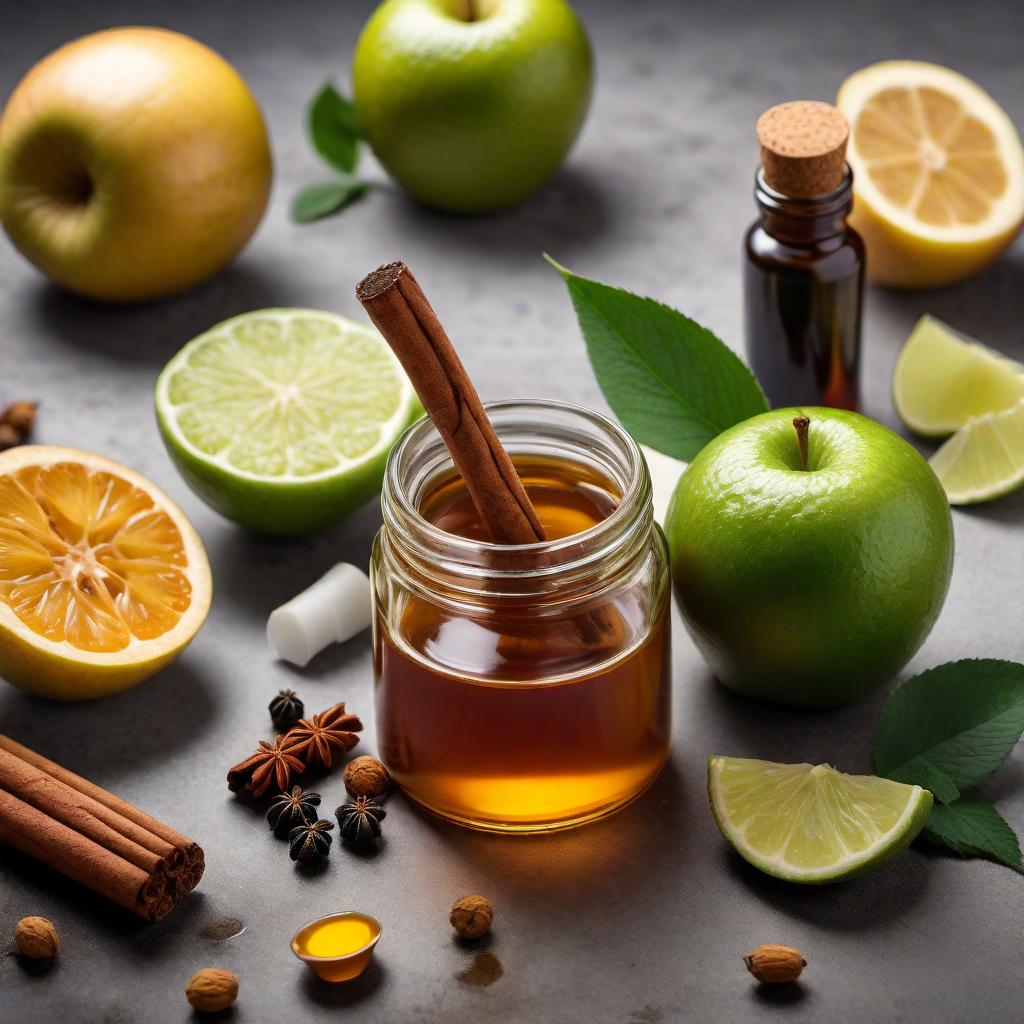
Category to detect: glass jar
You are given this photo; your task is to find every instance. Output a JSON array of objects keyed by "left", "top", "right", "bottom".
[{"left": 371, "top": 400, "right": 671, "bottom": 833}]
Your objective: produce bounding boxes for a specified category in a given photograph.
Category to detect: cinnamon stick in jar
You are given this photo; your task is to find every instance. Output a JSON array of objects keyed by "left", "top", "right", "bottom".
[
  {"left": 357, "top": 261, "right": 546, "bottom": 545},
  {"left": 357, "top": 262, "right": 622, "bottom": 649}
]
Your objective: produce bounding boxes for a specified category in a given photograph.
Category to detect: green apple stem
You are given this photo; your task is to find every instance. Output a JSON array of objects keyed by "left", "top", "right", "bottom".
[{"left": 793, "top": 416, "right": 810, "bottom": 471}]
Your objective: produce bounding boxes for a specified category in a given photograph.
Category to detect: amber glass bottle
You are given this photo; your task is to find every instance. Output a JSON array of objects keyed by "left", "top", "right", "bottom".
[{"left": 744, "top": 101, "right": 865, "bottom": 410}]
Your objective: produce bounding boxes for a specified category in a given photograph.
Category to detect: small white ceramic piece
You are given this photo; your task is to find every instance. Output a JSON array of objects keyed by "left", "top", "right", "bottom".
[
  {"left": 641, "top": 445, "right": 688, "bottom": 526},
  {"left": 267, "top": 563, "right": 372, "bottom": 667}
]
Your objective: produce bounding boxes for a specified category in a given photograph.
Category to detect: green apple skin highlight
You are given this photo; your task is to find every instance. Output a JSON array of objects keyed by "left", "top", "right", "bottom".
[
  {"left": 353, "top": 0, "right": 592, "bottom": 212},
  {"left": 665, "top": 408, "right": 954, "bottom": 707}
]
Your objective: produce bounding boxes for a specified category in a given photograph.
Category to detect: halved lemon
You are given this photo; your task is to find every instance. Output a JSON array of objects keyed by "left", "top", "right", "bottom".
[
  {"left": 708, "top": 756, "right": 932, "bottom": 883},
  {"left": 893, "top": 315, "right": 1024, "bottom": 436},
  {"left": 838, "top": 61, "right": 1024, "bottom": 288},
  {"left": 0, "top": 446, "right": 211, "bottom": 699},
  {"left": 930, "top": 399, "right": 1024, "bottom": 504}
]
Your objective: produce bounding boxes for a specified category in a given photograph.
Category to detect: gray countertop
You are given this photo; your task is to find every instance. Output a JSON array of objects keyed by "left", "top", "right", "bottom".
[{"left": 2, "top": 1, "right": 1023, "bottom": 1021}]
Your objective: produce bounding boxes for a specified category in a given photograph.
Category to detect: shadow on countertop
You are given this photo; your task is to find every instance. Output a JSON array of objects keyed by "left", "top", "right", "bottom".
[
  {"left": 200, "top": 498, "right": 381, "bottom": 629},
  {"left": 21, "top": 262, "right": 292, "bottom": 367},
  {"left": 0, "top": 846, "right": 210, "bottom": 948},
  {"left": 0, "top": 660, "right": 219, "bottom": 779},
  {"left": 373, "top": 164, "right": 616, "bottom": 264},
  {"left": 870, "top": 248, "right": 1024, "bottom": 363},
  {"left": 699, "top": 671, "right": 889, "bottom": 772},
  {"left": 402, "top": 751, "right": 689, "bottom": 907},
  {"left": 949, "top": 486, "right": 1024, "bottom": 525},
  {"left": 722, "top": 842, "right": 929, "bottom": 931},
  {"left": 300, "top": 955, "right": 386, "bottom": 1008}
]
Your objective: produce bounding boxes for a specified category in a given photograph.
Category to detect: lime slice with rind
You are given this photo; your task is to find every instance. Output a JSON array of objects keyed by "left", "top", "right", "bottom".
[
  {"left": 708, "top": 756, "right": 932, "bottom": 884},
  {"left": 929, "top": 398, "right": 1024, "bottom": 504},
  {"left": 893, "top": 315, "right": 1024, "bottom": 437},
  {"left": 156, "top": 309, "right": 421, "bottom": 535}
]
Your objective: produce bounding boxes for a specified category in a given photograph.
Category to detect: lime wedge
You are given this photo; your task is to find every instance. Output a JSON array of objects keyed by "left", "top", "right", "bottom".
[
  {"left": 893, "top": 315, "right": 1024, "bottom": 437},
  {"left": 929, "top": 399, "right": 1024, "bottom": 504},
  {"left": 708, "top": 756, "right": 932, "bottom": 884},
  {"left": 155, "top": 309, "right": 421, "bottom": 535}
]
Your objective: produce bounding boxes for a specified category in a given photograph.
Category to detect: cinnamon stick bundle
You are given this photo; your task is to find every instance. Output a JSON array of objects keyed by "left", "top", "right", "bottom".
[{"left": 0, "top": 734, "right": 203, "bottom": 921}]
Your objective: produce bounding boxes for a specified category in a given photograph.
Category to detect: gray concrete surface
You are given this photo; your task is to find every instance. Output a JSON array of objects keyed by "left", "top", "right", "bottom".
[{"left": 1, "top": 1, "right": 1023, "bottom": 1021}]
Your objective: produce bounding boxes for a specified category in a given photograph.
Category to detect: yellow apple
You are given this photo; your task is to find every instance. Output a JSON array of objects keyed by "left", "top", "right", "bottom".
[{"left": 0, "top": 27, "right": 273, "bottom": 302}]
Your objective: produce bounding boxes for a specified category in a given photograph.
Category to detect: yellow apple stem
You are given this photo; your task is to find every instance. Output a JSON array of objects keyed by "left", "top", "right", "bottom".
[{"left": 793, "top": 416, "right": 810, "bottom": 471}]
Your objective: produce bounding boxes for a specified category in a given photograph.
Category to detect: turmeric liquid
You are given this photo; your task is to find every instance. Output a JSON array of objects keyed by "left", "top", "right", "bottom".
[
  {"left": 301, "top": 917, "right": 376, "bottom": 958},
  {"left": 374, "top": 457, "right": 671, "bottom": 832}
]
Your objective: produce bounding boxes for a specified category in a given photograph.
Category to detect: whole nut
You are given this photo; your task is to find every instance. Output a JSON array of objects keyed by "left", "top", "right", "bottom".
[
  {"left": 743, "top": 944, "right": 806, "bottom": 984},
  {"left": 2, "top": 401, "right": 37, "bottom": 435},
  {"left": 0, "top": 423, "right": 20, "bottom": 450},
  {"left": 185, "top": 967, "right": 239, "bottom": 1013},
  {"left": 14, "top": 916, "right": 59, "bottom": 959},
  {"left": 344, "top": 755, "right": 391, "bottom": 799},
  {"left": 450, "top": 895, "right": 493, "bottom": 939}
]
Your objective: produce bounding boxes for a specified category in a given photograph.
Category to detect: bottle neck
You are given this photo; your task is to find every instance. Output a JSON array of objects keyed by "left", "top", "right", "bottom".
[{"left": 754, "top": 166, "right": 854, "bottom": 244}]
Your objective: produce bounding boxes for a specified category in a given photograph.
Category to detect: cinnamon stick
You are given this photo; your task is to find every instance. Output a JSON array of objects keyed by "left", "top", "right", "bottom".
[
  {"left": 357, "top": 261, "right": 546, "bottom": 545},
  {"left": 357, "top": 262, "right": 623, "bottom": 650},
  {"left": 0, "top": 735, "right": 203, "bottom": 920}
]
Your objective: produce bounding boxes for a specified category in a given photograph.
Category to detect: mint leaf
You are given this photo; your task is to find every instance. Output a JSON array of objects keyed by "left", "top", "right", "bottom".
[
  {"left": 922, "top": 791, "right": 1023, "bottom": 869},
  {"left": 291, "top": 180, "right": 369, "bottom": 223},
  {"left": 873, "top": 659, "right": 1024, "bottom": 804},
  {"left": 546, "top": 257, "right": 769, "bottom": 461},
  {"left": 309, "top": 83, "right": 361, "bottom": 174}
]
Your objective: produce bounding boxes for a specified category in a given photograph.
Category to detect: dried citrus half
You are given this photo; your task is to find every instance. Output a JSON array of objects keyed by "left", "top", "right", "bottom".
[
  {"left": 0, "top": 446, "right": 211, "bottom": 699},
  {"left": 838, "top": 61, "right": 1024, "bottom": 287}
]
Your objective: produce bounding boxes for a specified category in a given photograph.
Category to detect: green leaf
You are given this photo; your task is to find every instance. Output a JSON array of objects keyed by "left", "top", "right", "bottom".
[
  {"left": 309, "top": 83, "right": 361, "bottom": 174},
  {"left": 546, "top": 257, "right": 768, "bottom": 461},
  {"left": 922, "top": 791, "right": 1023, "bottom": 869},
  {"left": 291, "top": 180, "right": 369, "bottom": 223},
  {"left": 873, "top": 659, "right": 1024, "bottom": 804}
]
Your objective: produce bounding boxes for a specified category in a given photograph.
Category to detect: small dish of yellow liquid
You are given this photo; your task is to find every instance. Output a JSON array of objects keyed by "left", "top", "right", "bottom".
[{"left": 291, "top": 911, "right": 382, "bottom": 982}]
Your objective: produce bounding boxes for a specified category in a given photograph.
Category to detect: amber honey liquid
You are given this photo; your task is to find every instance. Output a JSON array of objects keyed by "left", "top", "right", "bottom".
[{"left": 374, "top": 457, "right": 671, "bottom": 832}]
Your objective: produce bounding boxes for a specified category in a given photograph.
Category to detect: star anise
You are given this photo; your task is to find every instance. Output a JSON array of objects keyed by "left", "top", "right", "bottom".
[
  {"left": 268, "top": 688, "right": 304, "bottom": 730},
  {"left": 267, "top": 786, "right": 321, "bottom": 838},
  {"left": 288, "top": 703, "right": 363, "bottom": 769},
  {"left": 336, "top": 796, "right": 386, "bottom": 850},
  {"left": 289, "top": 819, "right": 334, "bottom": 864},
  {"left": 227, "top": 735, "right": 306, "bottom": 797}
]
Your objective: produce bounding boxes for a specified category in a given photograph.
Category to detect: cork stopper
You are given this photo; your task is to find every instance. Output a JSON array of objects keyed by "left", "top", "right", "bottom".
[{"left": 757, "top": 101, "right": 850, "bottom": 199}]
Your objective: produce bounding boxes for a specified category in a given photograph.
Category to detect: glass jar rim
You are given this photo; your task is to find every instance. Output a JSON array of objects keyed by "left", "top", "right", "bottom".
[{"left": 381, "top": 399, "right": 652, "bottom": 584}]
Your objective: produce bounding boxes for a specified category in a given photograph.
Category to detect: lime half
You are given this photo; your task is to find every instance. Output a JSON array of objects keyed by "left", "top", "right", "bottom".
[
  {"left": 708, "top": 756, "right": 932, "bottom": 884},
  {"left": 156, "top": 309, "right": 420, "bottom": 535},
  {"left": 929, "top": 398, "right": 1024, "bottom": 504},
  {"left": 893, "top": 315, "right": 1024, "bottom": 437}
]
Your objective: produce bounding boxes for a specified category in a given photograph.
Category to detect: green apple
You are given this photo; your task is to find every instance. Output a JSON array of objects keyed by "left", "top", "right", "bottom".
[
  {"left": 353, "top": 0, "right": 592, "bottom": 212},
  {"left": 665, "top": 409, "right": 954, "bottom": 707},
  {"left": 0, "top": 28, "right": 272, "bottom": 303}
]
